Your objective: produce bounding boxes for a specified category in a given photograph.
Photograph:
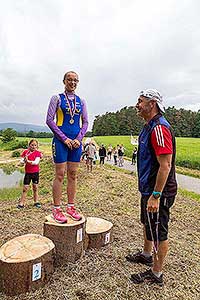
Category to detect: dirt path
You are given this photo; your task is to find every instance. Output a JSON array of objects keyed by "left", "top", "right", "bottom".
[{"left": 0, "top": 158, "right": 20, "bottom": 164}]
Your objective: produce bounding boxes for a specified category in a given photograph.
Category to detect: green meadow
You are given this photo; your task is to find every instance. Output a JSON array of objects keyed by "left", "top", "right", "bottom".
[
  {"left": 93, "top": 136, "right": 200, "bottom": 170},
  {"left": 16, "top": 137, "right": 52, "bottom": 143},
  {"left": 0, "top": 135, "right": 200, "bottom": 171}
]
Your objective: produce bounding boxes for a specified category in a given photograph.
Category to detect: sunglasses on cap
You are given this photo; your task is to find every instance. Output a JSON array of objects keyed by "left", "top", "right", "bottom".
[{"left": 140, "top": 90, "right": 162, "bottom": 101}]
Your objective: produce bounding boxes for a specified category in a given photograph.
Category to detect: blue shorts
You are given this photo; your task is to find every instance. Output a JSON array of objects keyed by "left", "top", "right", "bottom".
[{"left": 52, "top": 137, "right": 82, "bottom": 163}]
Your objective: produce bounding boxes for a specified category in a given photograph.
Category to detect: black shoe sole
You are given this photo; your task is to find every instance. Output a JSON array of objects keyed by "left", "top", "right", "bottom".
[
  {"left": 17, "top": 205, "right": 24, "bottom": 209},
  {"left": 130, "top": 276, "right": 163, "bottom": 286},
  {"left": 130, "top": 272, "right": 163, "bottom": 286},
  {"left": 126, "top": 255, "right": 153, "bottom": 267}
]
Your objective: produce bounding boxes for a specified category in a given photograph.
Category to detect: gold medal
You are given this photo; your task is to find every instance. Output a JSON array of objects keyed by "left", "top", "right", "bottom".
[{"left": 69, "top": 119, "right": 74, "bottom": 124}]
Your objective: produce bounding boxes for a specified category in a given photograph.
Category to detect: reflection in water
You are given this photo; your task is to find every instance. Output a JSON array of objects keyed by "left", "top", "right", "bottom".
[{"left": 0, "top": 169, "right": 24, "bottom": 188}]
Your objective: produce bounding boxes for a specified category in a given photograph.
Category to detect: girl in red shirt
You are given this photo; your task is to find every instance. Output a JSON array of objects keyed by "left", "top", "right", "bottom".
[{"left": 17, "top": 139, "right": 42, "bottom": 209}]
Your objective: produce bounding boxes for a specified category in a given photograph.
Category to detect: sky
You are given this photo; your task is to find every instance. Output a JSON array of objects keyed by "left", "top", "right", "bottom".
[{"left": 0, "top": 0, "right": 200, "bottom": 130}]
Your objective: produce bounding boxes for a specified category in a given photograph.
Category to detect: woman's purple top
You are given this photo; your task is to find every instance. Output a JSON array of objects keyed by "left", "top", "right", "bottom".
[{"left": 46, "top": 92, "right": 89, "bottom": 142}]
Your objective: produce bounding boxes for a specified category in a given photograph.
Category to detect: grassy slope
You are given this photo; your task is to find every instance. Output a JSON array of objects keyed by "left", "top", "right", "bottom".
[
  {"left": 0, "top": 159, "right": 199, "bottom": 300},
  {"left": 94, "top": 136, "right": 200, "bottom": 175}
]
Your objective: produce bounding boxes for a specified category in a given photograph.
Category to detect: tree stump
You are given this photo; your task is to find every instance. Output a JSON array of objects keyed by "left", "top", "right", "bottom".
[
  {"left": 85, "top": 217, "right": 113, "bottom": 249},
  {"left": 0, "top": 234, "right": 55, "bottom": 296},
  {"left": 43, "top": 214, "right": 86, "bottom": 265}
]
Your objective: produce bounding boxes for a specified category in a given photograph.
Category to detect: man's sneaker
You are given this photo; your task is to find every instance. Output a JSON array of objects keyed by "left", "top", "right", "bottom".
[
  {"left": 66, "top": 206, "right": 82, "bottom": 221},
  {"left": 130, "top": 269, "right": 163, "bottom": 286},
  {"left": 126, "top": 250, "right": 153, "bottom": 266},
  {"left": 52, "top": 208, "right": 67, "bottom": 223},
  {"left": 34, "top": 202, "right": 41, "bottom": 208},
  {"left": 17, "top": 204, "right": 24, "bottom": 209}
]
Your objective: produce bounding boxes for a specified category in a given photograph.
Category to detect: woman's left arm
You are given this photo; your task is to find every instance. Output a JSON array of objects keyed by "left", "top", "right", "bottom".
[{"left": 76, "top": 99, "right": 89, "bottom": 142}]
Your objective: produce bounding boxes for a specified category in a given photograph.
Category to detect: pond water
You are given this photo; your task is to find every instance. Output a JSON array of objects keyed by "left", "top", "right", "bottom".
[{"left": 0, "top": 168, "right": 24, "bottom": 189}]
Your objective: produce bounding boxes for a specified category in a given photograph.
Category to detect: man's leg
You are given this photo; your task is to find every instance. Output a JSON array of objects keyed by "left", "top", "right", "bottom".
[
  {"left": 153, "top": 240, "right": 168, "bottom": 273},
  {"left": 86, "top": 158, "right": 90, "bottom": 171},
  {"left": 143, "top": 226, "right": 153, "bottom": 254},
  {"left": 90, "top": 159, "right": 93, "bottom": 171},
  {"left": 126, "top": 196, "right": 153, "bottom": 266},
  {"left": 129, "top": 196, "right": 174, "bottom": 286}
]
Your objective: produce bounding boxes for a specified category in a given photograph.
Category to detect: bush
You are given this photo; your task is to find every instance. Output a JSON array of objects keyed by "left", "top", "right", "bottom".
[
  {"left": 1, "top": 128, "right": 17, "bottom": 143},
  {"left": 85, "top": 131, "right": 93, "bottom": 137},
  {"left": 12, "top": 150, "right": 21, "bottom": 157},
  {"left": 15, "top": 140, "right": 28, "bottom": 149},
  {"left": 3, "top": 140, "right": 28, "bottom": 150}
]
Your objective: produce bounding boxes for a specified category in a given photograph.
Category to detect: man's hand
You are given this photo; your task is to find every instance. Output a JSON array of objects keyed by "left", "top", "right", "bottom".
[
  {"left": 147, "top": 195, "right": 160, "bottom": 213},
  {"left": 64, "top": 138, "right": 73, "bottom": 150},
  {"left": 71, "top": 139, "right": 81, "bottom": 149}
]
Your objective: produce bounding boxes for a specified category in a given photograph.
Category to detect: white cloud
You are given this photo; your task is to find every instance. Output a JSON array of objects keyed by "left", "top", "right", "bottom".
[{"left": 0, "top": 0, "right": 200, "bottom": 129}]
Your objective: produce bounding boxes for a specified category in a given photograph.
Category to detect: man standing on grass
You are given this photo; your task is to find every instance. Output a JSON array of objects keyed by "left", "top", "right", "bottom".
[
  {"left": 126, "top": 89, "right": 177, "bottom": 286},
  {"left": 85, "top": 140, "right": 96, "bottom": 172}
]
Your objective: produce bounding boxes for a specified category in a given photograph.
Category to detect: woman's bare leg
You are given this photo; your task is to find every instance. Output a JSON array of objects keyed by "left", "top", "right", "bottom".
[
  {"left": 66, "top": 162, "right": 79, "bottom": 204},
  {"left": 52, "top": 162, "right": 66, "bottom": 206}
]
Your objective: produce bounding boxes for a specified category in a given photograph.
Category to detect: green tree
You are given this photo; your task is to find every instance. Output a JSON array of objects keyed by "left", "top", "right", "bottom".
[
  {"left": 92, "top": 104, "right": 198, "bottom": 137},
  {"left": 192, "top": 110, "right": 200, "bottom": 137},
  {"left": 1, "top": 128, "right": 17, "bottom": 143},
  {"left": 27, "top": 130, "right": 35, "bottom": 137}
]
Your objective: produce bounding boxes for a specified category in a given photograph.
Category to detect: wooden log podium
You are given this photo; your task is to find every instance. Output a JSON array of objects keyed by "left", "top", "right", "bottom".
[
  {"left": 85, "top": 217, "right": 113, "bottom": 249},
  {"left": 0, "top": 234, "right": 55, "bottom": 296},
  {"left": 43, "top": 214, "right": 86, "bottom": 265}
]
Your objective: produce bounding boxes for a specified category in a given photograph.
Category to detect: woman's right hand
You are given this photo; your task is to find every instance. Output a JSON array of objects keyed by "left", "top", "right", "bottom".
[{"left": 64, "top": 138, "right": 73, "bottom": 149}]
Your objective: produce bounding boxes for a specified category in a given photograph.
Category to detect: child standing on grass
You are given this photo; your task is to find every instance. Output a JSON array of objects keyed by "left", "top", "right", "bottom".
[{"left": 17, "top": 139, "right": 42, "bottom": 209}]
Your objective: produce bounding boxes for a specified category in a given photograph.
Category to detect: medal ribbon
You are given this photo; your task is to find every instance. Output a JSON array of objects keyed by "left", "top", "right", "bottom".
[{"left": 65, "top": 92, "right": 76, "bottom": 121}]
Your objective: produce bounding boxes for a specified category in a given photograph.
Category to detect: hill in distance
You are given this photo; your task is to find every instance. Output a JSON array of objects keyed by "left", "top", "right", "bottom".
[{"left": 0, "top": 122, "right": 50, "bottom": 133}]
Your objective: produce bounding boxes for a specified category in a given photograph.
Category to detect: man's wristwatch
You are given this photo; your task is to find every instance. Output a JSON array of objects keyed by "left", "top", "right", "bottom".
[{"left": 152, "top": 191, "right": 162, "bottom": 199}]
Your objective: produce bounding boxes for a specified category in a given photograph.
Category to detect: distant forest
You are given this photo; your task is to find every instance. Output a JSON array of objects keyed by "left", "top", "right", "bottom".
[
  {"left": 0, "top": 129, "right": 53, "bottom": 138},
  {"left": 92, "top": 106, "right": 200, "bottom": 137}
]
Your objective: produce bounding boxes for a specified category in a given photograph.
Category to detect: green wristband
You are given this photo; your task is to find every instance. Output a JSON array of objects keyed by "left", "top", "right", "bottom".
[{"left": 152, "top": 191, "right": 162, "bottom": 197}]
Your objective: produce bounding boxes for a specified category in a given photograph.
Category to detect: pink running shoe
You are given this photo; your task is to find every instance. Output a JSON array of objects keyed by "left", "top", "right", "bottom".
[
  {"left": 66, "top": 206, "right": 82, "bottom": 221},
  {"left": 52, "top": 207, "right": 67, "bottom": 223}
]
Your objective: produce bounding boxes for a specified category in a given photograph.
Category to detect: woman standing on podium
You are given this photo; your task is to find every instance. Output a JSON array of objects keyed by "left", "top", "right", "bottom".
[{"left": 46, "top": 71, "right": 88, "bottom": 223}]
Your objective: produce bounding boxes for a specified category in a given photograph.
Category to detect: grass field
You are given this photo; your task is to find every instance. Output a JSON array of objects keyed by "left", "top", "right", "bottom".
[
  {"left": 0, "top": 160, "right": 199, "bottom": 300},
  {"left": 0, "top": 137, "right": 52, "bottom": 158},
  {"left": 93, "top": 136, "right": 200, "bottom": 170},
  {"left": 0, "top": 135, "right": 200, "bottom": 174},
  {"left": 16, "top": 137, "right": 52, "bottom": 143}
]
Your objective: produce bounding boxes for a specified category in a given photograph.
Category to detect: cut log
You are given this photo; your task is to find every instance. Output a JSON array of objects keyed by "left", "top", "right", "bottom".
[
  {"left": 43, "top": 214, "right": 86, "bottom": 265},
  {"left": 85, "top": 217, "right": 113, "bottom": 249},
  {"left": 0, "top": 234, "right": 55, "bottom": 296}
]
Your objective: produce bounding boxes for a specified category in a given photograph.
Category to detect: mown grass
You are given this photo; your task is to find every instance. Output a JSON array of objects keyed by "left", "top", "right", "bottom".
[
  {"left": 15, "top": 137, "right": 52, "bottom": 143},
  {"left": 179, "top": 188, "right": 200, "bottom": 202},
  {"left": 1, "top": 136, "right": 200, "bottom": 177},
  {"left": 0, "top": 160, "right": 199, "bottom": 300},
  {"left": 94, "top": 136, "right": 200, "bottom": 171}
]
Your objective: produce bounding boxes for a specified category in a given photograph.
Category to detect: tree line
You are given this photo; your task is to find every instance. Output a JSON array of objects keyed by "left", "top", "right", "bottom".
[
  {"left": 0, "top": 128, "right": 53, "bottom": 142},
  {"left": 92, "top": 106, "right": 200, "bottom": 137}
]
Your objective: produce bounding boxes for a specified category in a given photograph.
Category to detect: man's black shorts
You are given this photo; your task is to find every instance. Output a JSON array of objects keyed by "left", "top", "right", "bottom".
[
  {"left": 140, "top": 195, "right": 175, "bottom": 241},
  {"left": 23, "top": 172, "right": 39, "bottom": 185}
]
